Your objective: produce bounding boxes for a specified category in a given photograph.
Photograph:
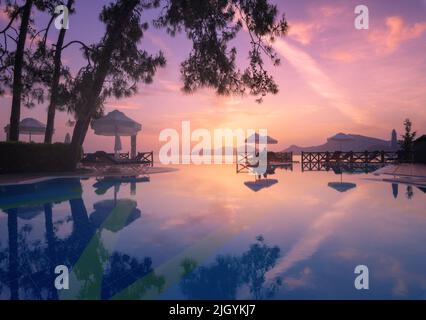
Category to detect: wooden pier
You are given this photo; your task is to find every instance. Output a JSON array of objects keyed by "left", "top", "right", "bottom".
[
  {"left": 301, "top": 151, "right": 398, "bottom": 164},
  {"left": 301, "top": 151, "right": 397, "bottom": 173}
]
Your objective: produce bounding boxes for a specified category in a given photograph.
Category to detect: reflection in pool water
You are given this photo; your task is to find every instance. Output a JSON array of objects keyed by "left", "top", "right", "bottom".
[
  {"left": 179, "top": 236, "right": 282, "bottom": 300},
  {"left": 0, "top": 163, "right": 425, "bottom": 300}
]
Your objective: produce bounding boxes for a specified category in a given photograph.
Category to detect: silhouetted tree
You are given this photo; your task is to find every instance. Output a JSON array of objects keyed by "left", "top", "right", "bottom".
[
  {"left": 68, "top": 0, "right": 288, "bottom": 164},
  {"left": 0, "top": 0, "right": 61, "bottom": 141},
  {"left": 42, "top": 0, "right": 75, "bottom": 143},
  {"left": 68, "top": 0, "right": 166, "bottom": 164},
  {"left": 2, "top": 0, "right": 34, "bottom": 141},
  {"left": 240, "top": 235, "right": 281, "bottom": 299},
  {"left": 155, "top": 0, "right": 287, "bottom": 100},
  {"left": 400, "top": 119, "right": 416, "bottom": 158},
  {"left": 180, "top": 236, "right": 281, "bottom": 300}
]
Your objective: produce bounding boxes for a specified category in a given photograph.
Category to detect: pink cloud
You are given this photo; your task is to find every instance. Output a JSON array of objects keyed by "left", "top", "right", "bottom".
[
  {"left": 318, "top": 5, "right": 345, "bottom": 18},
  {"left": 369, "top": 16, "right": 426, "bottom": 53},
  {"left": 323, "top": 49, "right": 364, "bottom": 63},
  {"left": 288, "top": 5, "right": 347, "bottom": 46},
  {"left": 274, "top": 39, "right": 369, "bottom": 125},
  {"left": 288, "top": 22, "right": 315, "bottom": 45},
  {"left": 145, "top": 31, "right": 173, "bottom": 56}
]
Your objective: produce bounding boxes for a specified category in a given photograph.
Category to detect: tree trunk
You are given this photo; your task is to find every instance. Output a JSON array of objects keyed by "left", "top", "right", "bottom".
[
  {"left": 69, "top": 0, "right": 139, "bottom": 163},
  {"left": 78, "top": 116, "right": 91, "bottom": 146},
  {"left": 45, "top": 0, "right": 74, "bottom": 144},
  {"left": 8, "top": 0, "right": 33, "bottom": 142},
  {"left": 70, "top": 117, "right": 86, "bottom": 165}
]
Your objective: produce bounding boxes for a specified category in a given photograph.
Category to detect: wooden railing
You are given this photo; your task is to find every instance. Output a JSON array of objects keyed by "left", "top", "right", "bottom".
[
  {"left": 82, "top": 151, "right": 153, "bottom": 167},
  {"left": 137, "top": 151, "right": 154, "bottom": 167},
  {"left": 301, "top": 161, "right": 384, "bottom": 173},
  {"left": 107, "top": 152, "right": 130, "bottom": 160},
  {"left": 236, "top": 152, "right": 293, "bottom": 173},
  {"left": 301, "top": 151, "right": 398, "bottom": 164}
]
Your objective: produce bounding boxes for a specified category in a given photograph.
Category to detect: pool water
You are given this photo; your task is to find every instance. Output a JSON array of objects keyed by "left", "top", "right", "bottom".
[{"left": 0, "top": 163, "right": 425, "bottom": 300}]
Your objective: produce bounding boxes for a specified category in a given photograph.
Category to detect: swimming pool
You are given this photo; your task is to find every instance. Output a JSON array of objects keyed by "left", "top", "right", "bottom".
[{"left": 0, "top": 163, "right": 425, "bottom": 300}]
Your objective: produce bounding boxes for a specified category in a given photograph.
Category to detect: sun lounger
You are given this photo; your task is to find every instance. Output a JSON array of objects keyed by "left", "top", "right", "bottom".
[
  {"left": 106, "top": 152, "right": 130, "bottom": 160},
  {"left": 81, "top": 151, "right": 153, "bottom": 176},
  {"left": 82, "top": 151, "right": 152, "bottom": 165}
]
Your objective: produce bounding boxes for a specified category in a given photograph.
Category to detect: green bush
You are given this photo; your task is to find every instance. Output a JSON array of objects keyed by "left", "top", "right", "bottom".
[{"left": 0, "top": 142, "right": 82, "bottom": 174}]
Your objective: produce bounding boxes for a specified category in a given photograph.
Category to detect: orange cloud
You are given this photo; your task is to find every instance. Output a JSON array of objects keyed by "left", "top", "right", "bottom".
[
  {"left": 288, "top": 5, "right": 346, "bottom": 46},
  {"left": 323, "top": 49, "right": 364, "bottom": 63},
  {"left": 369, "top": 16, "right": 426, "bottom": 53},
  {"left": 288, "top": 22, "right": 315, "bottom": 45}
]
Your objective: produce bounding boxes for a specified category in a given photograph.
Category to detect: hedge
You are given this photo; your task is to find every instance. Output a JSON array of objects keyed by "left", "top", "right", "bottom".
[
  {"left": 413, "top": 136, "right": 426, "bottom": 164},
  {"left": 0, "top": 142, "right": 82, "bottom": 174}
]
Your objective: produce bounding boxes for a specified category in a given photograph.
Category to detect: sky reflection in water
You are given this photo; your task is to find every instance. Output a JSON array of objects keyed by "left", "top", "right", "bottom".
[{"left": 0, "top": 163, "right": 425, "bottom": 300}]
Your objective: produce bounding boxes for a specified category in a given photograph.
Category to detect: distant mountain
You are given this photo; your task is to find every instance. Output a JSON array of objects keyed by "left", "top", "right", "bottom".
[{"left": 283, "top": 133, "right": 399, "bottom": 154}]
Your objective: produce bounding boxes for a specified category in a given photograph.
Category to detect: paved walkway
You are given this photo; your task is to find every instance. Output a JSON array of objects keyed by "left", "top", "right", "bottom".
[
  {"left": 373, "top": 163, "right": 426, "bottom": 187},
  {"left": 374, "top": 163, "right": 426, "bottom": 178}
]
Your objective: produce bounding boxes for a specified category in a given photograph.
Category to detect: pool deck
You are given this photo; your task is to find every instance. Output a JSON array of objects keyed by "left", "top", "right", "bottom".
[
  {"left": 0, "top": 166, "right": 178, "bottom": 186},
  {"left": 373, "top": 163, "right": 426, "bottom": 186}
]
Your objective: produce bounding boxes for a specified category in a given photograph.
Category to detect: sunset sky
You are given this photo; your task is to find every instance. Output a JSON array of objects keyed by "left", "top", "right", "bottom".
[{"left": 0, "top": 0, "right": 425, "bottom": 153}]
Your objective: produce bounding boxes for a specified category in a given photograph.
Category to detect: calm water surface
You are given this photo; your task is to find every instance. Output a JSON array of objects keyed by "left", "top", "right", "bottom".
[{"left": 0, "top": 162, "right": 425, "bottom": 300}]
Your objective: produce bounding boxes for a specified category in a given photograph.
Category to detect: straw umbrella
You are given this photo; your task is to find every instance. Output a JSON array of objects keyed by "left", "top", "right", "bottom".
[
  {"left": 4, "top": 118, "right": 49, "bottom": 142},
  {"left": 89, "top": 199, "right": 141, "bottom": 232},
  {"left": 327, "top": 181, "right": 357, "bottom": 193},
  {"left": 327, "top": 165, "right": 357, "bottom": 193},
  {"left": 90, "top": 110, "right": 142, "bottom": 159},
  {"left": 244, "top": 132, "right": 278, "bottom": 157},
  {"left": 244, "top": 179, "right": 279, "bottom": 192}
]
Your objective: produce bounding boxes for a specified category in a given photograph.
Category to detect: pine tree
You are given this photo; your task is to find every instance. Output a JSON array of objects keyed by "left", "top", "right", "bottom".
[
  {"left": 67, "top": 0, "right": 288, "bottom": 164},
  {"left": 400, "top": 119, "right": 416, "bottom": 154},
  {"left": 0, "top": 0, "right": 62, "bottom": 141}
]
